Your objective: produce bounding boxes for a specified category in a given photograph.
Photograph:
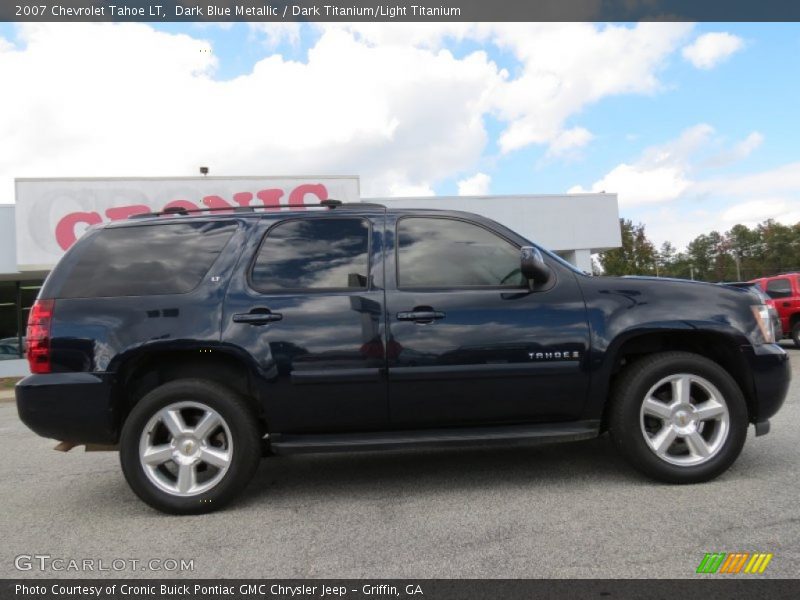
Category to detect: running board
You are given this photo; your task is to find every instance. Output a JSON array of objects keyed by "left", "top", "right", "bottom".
[{"left": 270, "top": 421, "right": 600, "bottom": 455}]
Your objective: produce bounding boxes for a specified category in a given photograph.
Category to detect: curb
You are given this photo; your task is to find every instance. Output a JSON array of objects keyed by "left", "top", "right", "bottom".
[{"left": 0, "top": 391, "right": 15, "bottom": 404}]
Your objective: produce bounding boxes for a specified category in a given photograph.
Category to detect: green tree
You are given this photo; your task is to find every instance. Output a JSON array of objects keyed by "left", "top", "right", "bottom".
[
  {"left": 758, "top": 220, "right": 795, "bottom": 276},
  {"left": 724, "top": 224, "right": 763, "bottom": 280},
  {"left": 658, "top": 241, "right": 676, "bottom": 276},
  {"left": 686, "top": 234, "right": 714, "bottom": 281},
  {"left": 599, "top": 218, "right": 800, "bottom": 280},
  {"left": 668, "top": 251, "right": 695, "bottom": 279},
  {"left": 598, "top": 219, "right": 657, "bottom": 276}
]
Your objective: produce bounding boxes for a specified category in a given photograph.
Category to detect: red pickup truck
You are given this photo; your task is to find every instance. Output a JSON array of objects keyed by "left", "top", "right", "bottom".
[{"left": 751, "top": 273, "right": 800, "bottom": 346}]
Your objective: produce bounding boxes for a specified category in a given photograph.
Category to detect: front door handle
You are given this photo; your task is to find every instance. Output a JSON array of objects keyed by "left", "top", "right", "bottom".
[
  {"left": 232, "top": 309, "right": 283, "bottom": 325},
  {"left": 397, "top": 309, "right": 445, "bottom": 323},
  {"left": 783, "top": 301, "right": 791, "bottom": 307}
]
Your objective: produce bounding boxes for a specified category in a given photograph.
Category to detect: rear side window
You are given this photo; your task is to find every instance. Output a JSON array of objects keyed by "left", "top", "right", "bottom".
[
  {"left": 765, "top": 278, "right": 792, "bottom": 299},
  {"left": 251, "top": 218, "right": 370, "bottom": 292},
  {"left": 396, "top": 217, "right": 525, "bottom": 288},
  {"left": 58, "top": 222, "right": 237, "bottom": 298}
]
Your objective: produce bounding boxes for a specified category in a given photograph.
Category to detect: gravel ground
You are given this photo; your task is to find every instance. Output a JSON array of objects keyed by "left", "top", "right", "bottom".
[{"left": 1, "top": 345, "right": 798, "bottom": 579}]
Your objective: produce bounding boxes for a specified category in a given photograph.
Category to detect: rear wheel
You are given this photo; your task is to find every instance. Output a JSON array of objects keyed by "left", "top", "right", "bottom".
[
  {"left": 609, "top": 352, "right": 748, "bottom": 483},
  {"left": 120, "top": 379, "right": 261, "bottom": 514}
]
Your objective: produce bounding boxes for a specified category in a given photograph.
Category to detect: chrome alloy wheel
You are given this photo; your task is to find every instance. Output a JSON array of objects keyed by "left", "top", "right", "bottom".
[
  {"left": 639, "top": 373, "right": 730, "bottom": 467},
  {"left": 138, "top": 401, "right": 233, "bottom": 497}
]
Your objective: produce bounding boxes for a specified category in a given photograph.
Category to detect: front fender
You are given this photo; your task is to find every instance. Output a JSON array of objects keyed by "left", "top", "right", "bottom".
[{"left": 577, "top": 275, "right": 761, "bottom": 420}]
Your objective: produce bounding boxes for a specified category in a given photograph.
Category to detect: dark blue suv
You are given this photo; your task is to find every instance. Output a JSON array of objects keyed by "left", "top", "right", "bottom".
[{"left": 16, "top": 202, "right": 790, "bottom": 513}]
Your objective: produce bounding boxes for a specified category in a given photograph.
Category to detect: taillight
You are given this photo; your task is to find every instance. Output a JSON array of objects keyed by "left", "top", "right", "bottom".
[{"left": 27, "top": 299, "right": 55, "bottom": 374}]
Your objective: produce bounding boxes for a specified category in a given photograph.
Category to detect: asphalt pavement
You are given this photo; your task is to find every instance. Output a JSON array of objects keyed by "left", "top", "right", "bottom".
[{"left": 1, "top": 345, "right": 798, "bottom": 579}]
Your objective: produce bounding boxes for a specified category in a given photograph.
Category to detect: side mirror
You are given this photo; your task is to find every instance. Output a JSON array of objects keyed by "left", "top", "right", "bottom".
[{"left": 520, "top": 246, "right": 551, "bottom": 285}]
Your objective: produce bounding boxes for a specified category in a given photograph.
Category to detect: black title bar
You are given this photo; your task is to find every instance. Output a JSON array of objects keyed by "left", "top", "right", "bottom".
[
  {"left": 2, "top": 1, "right": 800, "bottom": 23},
  {"left": 3, "top": 579, "right": 800, "bottom": 600}
]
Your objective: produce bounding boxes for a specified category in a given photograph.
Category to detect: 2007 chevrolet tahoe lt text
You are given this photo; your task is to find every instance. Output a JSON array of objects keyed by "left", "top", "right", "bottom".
[{"left": 16, "top": 201, "right": 790, "bottom": 514}]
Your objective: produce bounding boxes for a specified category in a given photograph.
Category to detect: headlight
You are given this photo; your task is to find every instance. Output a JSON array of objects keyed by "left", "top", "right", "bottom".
[{"left": 751, "top": 304, "right": 776, "bottom": 344}]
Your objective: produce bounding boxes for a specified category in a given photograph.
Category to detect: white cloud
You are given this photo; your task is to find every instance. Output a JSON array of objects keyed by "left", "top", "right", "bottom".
[
  {"left": 490, "top": 22, "right": 693, "bottom": 153},
  {"left": 274, "top": 22, "right": 695, "bottom": 156},
  {"left": 457, "top": 172, "right": 491, "bottom": 196},
  {"left": 720, "top": 199, "right": 800, "bottom": 225},
  {"left": 546, "top": 127, "right": 594, "bottom": 159},
  {"left": 0, "top": 22, "right": 696, "bottom": 202},
  {"left": 0, "top": 23, "right": 501, "bottom": 200},
  {"left": 321, "top": 23, "right": 481, "bottom": 49},
  {"left": 642, "top": 169, "right": 800, "bottom": 250},
  {"left": 645, "top": 197, "right": 800, "bottom": 252},
  {"left": 695, "top": 162, "right": 800, "bottom": 198},
  {"left": 703, "top": 131, "right": 764, "bottom": 168},
  {"left": 682, "top": 32, "right": 744, "bottom": 70},
  {"left": 735, "top": 131, "right": 765, "bottom": 156},
  {"left": 387, "top": 182, "right": 436, "bottom": 197},
  {"left": 248, "top": 23, "right": 302, "bottom": 48},
  {"left": 576, "top": 128, "right": 800, "bottom": 249},
  {"left": 568, "top": 124, "right": 800, "bottom": 250},
  {"left": 569, "top": 124, "right": 713, "bottom": 206},
  {"left": 569, "top": 163, "right": 691, "bottom": 205}
]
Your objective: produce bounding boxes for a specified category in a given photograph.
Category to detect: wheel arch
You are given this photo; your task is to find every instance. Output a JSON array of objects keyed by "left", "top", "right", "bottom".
[
  {"left": 597, "top": 327, "right": 756, "bottom": 429},
  {"left": 111, "top": 345, "right": 266, "bottom": 438}
]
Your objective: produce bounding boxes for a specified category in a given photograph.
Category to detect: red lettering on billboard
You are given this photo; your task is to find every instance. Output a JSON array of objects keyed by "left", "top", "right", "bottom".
[
  {"left": 53, "top": 183, "right": 333, "bottom": 251},
  {"left": 256, "top": 189, "right": 283, "bottom": 209},
  {"left": 163, "top": 200, "right": 200, "bottom": 212},
  {"left": 233, "top": 192, "right": 253, "bottom": 206},
  {"left": 105, "top": 205, "right": 150, "bottom": 220},
  {"left": 289, "top": 183, "right": 328, "bottom": 209},
  {"left": 202, "top": 195, "right": 235, "bottom": 212},
  {"left": 55, "top": 211, "right": 103, "bottom": 250}
]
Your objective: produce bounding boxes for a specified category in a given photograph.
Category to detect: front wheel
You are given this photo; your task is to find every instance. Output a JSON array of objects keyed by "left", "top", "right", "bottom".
[
  {"left": 120, "top": 379, "right": 262, "bottom": 514},
  {"left": 609, "top": 352, "right": 748, "bottom": 484}
]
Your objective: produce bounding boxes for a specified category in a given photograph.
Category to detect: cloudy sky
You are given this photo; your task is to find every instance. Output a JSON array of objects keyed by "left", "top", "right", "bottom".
[{"left": 0, "top": 21, "right": 798, "bottom": 249}]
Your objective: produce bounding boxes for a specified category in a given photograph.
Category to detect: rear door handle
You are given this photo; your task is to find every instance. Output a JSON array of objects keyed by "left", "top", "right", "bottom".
[
  {"left": 232, "top": 310, "right": 283, "bottom": 325},
  {"left": 783, "top": 301, "right": 791, "bottom": 307},
  {"left": 397, "top": 310, "right": 445, "bottom": 323}
]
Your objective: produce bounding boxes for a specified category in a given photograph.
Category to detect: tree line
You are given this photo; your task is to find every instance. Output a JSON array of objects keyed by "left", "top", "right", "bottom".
[{"left": 596, "top": 219, "right": 800, "bottom": 282}]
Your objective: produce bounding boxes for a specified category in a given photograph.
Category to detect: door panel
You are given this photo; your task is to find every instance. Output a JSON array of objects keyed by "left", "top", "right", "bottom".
[
  {"left": 764, "top": 277, "right": 795, "bottom": 331},
  {"left": 385, "top": 215, "right": 590, "bottom": 428},
  {"left": 222, "top": 213, "right": 389, "bottom": 433}
]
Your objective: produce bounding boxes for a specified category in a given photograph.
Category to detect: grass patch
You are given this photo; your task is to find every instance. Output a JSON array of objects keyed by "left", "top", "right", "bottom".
[{"left": 0, "top": 377, "right": 22, "bottom": 390}]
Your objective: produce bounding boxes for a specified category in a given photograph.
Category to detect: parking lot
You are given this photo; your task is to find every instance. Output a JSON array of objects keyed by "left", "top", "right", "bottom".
[{"left": 1, "top": 345, "right": 799, "bottom": 579}]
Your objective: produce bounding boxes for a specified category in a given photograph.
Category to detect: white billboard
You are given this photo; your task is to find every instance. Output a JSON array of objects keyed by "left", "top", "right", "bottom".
[{"left": 14, "top": 176, "right": 360, "bottom": 270}]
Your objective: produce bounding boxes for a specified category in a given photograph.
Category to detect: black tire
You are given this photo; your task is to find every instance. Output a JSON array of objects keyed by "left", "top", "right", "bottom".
[
  {"left": 120, "top": 379, "right": 261, "bottom": 514},
  {"left": 608, "top": 351, "right": 748, "bottom": 484},
  {"left": 791, "top": 322, "right": 800, "bottom": 348}
]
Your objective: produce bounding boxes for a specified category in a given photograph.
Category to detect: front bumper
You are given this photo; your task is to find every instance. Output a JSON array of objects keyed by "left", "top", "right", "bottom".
[
  {"left": 742, "top": 343, "right": 791, "bottom": 423},
  {"left": 16, "top": 373, "right": 117, "bottom": 444}
]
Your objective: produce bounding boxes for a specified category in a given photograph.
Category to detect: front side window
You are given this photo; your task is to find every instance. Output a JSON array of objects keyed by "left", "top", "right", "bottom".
[
  {"left": 765, "top": 278, "right": 792, "bottom": 299},
  {"left": 397, "top": 217, "right": 525, "bottom": 288},
  {"left": 251, "top": 218, "right": 370, "bottom": 292}
]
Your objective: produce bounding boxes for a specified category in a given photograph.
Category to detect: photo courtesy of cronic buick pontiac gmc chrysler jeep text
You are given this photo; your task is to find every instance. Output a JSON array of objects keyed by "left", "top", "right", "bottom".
[{"left": 15, "top": 201, "right": 790, "bottom": 514}]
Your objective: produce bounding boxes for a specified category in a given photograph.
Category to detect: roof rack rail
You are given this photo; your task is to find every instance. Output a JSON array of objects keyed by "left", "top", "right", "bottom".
[
  {"left": 128, "top": 200, "right": 385, "bottom": 219},
  {"left": 331, "top": 202, "right": 387, "bottom": 210},
  {"left": 129, "top": 205, "right": 259, "bottom": 219}
]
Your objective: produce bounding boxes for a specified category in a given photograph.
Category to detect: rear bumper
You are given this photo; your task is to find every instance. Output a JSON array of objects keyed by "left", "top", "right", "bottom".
[
  {"left": 15, "top": 373, "right": 117, "bottom": 444},
  {"left": 742, "top": 343, "right": 791, "bottom": 423}
]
